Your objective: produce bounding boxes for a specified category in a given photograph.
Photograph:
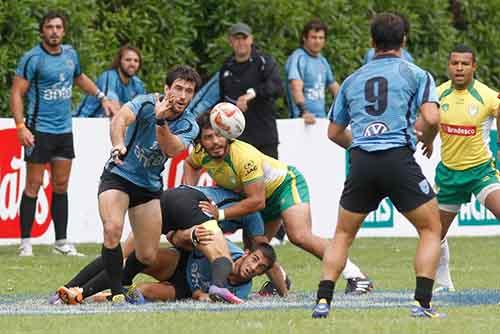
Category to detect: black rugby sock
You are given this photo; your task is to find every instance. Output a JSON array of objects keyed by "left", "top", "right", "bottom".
[
  {"left": 212, "top": 257, "right": 233, "bottom": 287},
  {"left": 52, "top": 192, "right": 68, "bottom": 241},
  {"left": 66, "top": 256, "right": 104, "bottom": 288},
  {"left": 20, "top": 193, "right": 37, "bottom": 239},
  {"left": 415, "top": 276, "right": 434, "bottom": 308},
  {"left": 122, "top": 251, "right": 147, "bottom": 286},
  {"left": 316, "top": 280, "right": 335, "bottom": 305},
  {"left": 82, "top": 270, "right": 111, "bottom": 298},
  {"left": 102, "top": 244, "right": 123, "bottom": 296}
]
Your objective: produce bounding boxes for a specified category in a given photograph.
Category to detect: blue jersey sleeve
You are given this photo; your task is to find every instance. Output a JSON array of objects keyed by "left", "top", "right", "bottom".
[
  {"left": 125, "top": 94, "right": 154, "bottom": 117},
  {"left": 185, "top": 72, "right": 220, "bottom": 117},
  {"left": 416, "top": 71, "right": 439, "bottom": 107},
  {"left": 172, "top": 117, "right": 199, "bottom": 148},
  {"left": 70, "top": 48, "right": 82, "bottom": 77},
  {"left": 329, "top": 86, "right": 350, "bottom": 125},
  {"left": 286, "top": 53, "right": 303, "bottom": 81},
  {"left": 15, "top": 53, "right": 39, "bottom": 81}
]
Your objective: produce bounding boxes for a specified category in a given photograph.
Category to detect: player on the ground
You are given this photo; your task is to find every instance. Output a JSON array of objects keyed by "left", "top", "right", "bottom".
[
  {"left": 74, "top": 45, "right": 145, "bottom": 117},
  {"left": 312, "top": 13, "right": 445, "bottom": 319},
  {"left": 98, "top": 65, "right": 201, "bottom": 304},
  {"left": 51, "top": 185, "right": 274, "bottom": 304},
  {"left": 10, "top": 11, "right": 118, "bottom": 257},
  {"left": 184, "top": 111, "right": 374, "bottom": 297},
  {"left": 434, "top": 44, "right": 500, "bottom": 292}
]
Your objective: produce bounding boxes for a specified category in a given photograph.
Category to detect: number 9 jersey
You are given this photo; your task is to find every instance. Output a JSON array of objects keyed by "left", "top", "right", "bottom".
[{"left": 329, "top": 54, "right": 439, "bottom": 152}]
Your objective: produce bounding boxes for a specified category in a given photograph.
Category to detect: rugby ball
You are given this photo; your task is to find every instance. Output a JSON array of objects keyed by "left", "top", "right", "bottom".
[{"left": 209, "top": 102, "right": 245, "bottom": 139}]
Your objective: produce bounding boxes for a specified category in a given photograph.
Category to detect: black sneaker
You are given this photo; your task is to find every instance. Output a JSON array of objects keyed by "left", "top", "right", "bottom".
[
  {"left": 258, "top": 276, "right": 292, "bottom": 296},
  {"left": 345, "top": 277, "right": 374, "bottom": 295}
]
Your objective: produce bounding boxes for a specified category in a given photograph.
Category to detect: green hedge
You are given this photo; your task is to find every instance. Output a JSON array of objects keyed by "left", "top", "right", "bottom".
[{"left": 1, "top": 0, "right": 499, "bottom": 118}]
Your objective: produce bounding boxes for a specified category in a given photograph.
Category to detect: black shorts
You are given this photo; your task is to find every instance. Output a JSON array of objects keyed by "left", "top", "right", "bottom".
[
  {"left": 160, "top": 186, "right": 211, "bottom": 235},
  {"left": 168, "top": 249, "right": 191, "bottom": 300},
  {"left": 97, "top": 170, "right": 161, "bottom": 208},
  {"left": 340, "top": 147, "right": 435, "bottom": 213},
  {"left": 24, "top": 131, "right": 75, "bottom": 163}
]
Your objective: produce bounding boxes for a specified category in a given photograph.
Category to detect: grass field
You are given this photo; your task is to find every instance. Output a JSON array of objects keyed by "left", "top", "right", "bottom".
[{"left": 1, "top": 236, "right": 499, "bottom": 334}]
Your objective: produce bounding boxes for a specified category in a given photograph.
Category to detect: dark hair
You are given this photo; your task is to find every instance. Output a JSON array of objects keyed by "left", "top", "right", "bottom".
[
  {"left": 165, "top": 65, "right": 202, "bottom": 92},
  {"left": 254, "top": 243, "right": 277, "bottom": 270},
  {"left": 448, "top": 44, "right": 476, "bottom": 62},
  {"left": 397, "top": 13, "right": 410, "bottom": 37},
  {"left": 371, "top": 13, "right": 405, "bottom": 52},
  {"left": 110, "top": 45, "right": 142, "bottom": 71},
  {"left": 39, "top": 11, "right": 67, "bottom": 33},
  {"left": 301, "top": 19, "right": 328, "bottom": 45}
]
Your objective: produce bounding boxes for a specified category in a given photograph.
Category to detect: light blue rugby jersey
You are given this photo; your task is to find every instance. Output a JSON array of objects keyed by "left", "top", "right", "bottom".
[
  {"left": 15, "top": 43, "right": 82, "bottom": 133},
  {"left": 74, "top": 69, "right": 146, "bottom": 117},
  {"left": 285, "top": 48, "right": 335, "bottom": 118},
  {"left": 363, "top": 48, "right": 414, "bottom": 64},
  {"left": 189, "top": 185, "right": 265, "bottom": 237},
  {"left": 329, "top": 54, "right": 438, "bottom": 152},
  {"left": 187, "top": 240, "right": 252, "bottom": 299},
  {"left": 105, "top": 94, "right": 199, "bottom": 192}
]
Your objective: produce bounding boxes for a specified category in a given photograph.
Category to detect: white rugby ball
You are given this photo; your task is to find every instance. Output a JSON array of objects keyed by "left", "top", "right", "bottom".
[{"left": 209, "top": 102, "right": 245, "bottom": 139}]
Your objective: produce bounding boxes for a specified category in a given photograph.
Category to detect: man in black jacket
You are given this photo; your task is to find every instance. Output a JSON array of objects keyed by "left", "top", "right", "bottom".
[{"left": 219, "top": 22, "right": 283, "bottom": 159}]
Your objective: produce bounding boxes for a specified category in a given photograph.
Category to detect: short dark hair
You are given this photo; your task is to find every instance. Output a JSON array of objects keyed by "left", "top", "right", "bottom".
[
  {"left": 371, "top": 13, "right": 405, "bottom": 52},
  {"left": 111, "top": 45, "right": 142, "bottom": 71},
  {"left": 448, "top": 44, "right": 476, "bottom": 62},
  {"left": 301, "top": 19, "right": 328, "bottom": 45},
  {"left": 39, "top": 11, "right": 67, "bottom": 33},
  {"left": 165, "top": 65, "right": 202, "bottom": 92},
  {"left": 254, "top": 243, "right": 277, "bottom": 270}
]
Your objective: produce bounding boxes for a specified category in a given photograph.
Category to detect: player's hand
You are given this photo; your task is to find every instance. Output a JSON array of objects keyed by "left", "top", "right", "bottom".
[
  {"left": 198, "top": 200, "right": 219, "bottom": 219},
  {"left": 236, "top": 95, "right": 249, "bottom": 113},
  {"left": 420, "top": 141, "right": 433, "bottom": 158},
  {"left": 195, "top": 292, "right": 212, "bottom": 302},
  {"left": 154, "top": 92, "right": 174, "bottom": 119},
  {"left": 17, "top": 126, "right": 35, "bottom": 147},
  {"left": 111, "top": 144, "right": 127, "bottom": 165},
  {"left": 101, "top": 98, "right": 120, "bottom": 117},
  {"left": 302, "top": 111, "right": 316, "bottom": 125},
  {"left": 193, "top": 225, "right": 215, "bottom": 245}
]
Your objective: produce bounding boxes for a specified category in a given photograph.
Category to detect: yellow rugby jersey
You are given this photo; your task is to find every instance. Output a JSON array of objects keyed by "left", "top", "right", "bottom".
[
  {"left": 438, "top": 80, "right": 499, "bottom": 170},
  {"left": 189, "top": 140, "right": 288, "bottom": 198}
]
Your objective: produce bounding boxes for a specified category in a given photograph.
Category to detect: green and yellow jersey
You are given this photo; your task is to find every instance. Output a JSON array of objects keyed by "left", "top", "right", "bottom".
[
  {"left": 189, "top": 140, "right": 288, "bottom": 199},
  {"left": 437, "top": 79, "right": 499, "bottom": 170}
]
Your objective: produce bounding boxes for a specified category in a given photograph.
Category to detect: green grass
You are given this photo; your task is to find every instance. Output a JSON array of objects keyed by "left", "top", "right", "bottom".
[{"left": 1, "top": 237, "right": 499, "bottom": 334}]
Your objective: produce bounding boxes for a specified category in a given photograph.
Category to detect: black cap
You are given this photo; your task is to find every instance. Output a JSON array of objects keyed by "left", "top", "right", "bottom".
[{"left": 229, "top": 22, "right": 252, "bottom": 36}]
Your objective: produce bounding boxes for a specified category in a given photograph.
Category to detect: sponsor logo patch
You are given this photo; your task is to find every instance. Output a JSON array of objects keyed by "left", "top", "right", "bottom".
[
  {"left": 363, "top": 122, "right": 389, "bottom": 137},
  {"left": 441, "top": 123, "right": 476, "bottom": 136}
]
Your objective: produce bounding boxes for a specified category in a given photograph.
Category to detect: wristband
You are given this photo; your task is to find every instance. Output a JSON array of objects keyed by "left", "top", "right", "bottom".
[
  {"left": 16, "top": 122, "right": 26, "bottom": 130},
  {"left": 95, "top": 89, "right": 106, "bottom": 101},
  {"left": 156, "top": 118, "right": 166, "bottom": 126},
  {"left": 246, "top": 88, "right": 256, "bottom": 99},
  {"left": 297, "top": 102, "right": 306, "bottom": 117},
  {"left": 218, "top": 209, "right": 225, "bottom": 221},
  {"left": 191, "top": 227, "right": 200, "bottom": 247}
]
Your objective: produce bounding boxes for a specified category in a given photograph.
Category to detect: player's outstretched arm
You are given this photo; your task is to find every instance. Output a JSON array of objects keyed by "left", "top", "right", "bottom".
[
  {"left": 183, "top": 156, "right": 202, "bottom": 185},
  {"left": 75, "top": 73, "right": 119, "bottom": 116}
]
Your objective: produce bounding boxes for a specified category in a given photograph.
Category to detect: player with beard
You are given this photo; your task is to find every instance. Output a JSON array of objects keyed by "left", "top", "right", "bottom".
[
  {"left": 11, "top": 11, "right": 118, "bottom": 257},
  {"left": 98, "top": 65, "right": 201, "bottom": 304},
  {"left": 74, "top": 45, "right": 145, "bottom": 117}
]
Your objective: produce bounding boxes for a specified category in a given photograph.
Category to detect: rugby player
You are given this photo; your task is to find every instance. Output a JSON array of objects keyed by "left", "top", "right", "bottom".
[
  {"left": 11, "top": 11, "right": 118, "bottom": 257},
  {"left": 312, "top": 13, "right": 445, "bottom": 319},
  {"left": 98, "top": 65, "right": 201, "bottom": 304},
  {"left": 74, "top": 45, "right": 145, "bottom": 117},
  {"left": 434, "top": 44, "right": 500, "bottom": 292}
]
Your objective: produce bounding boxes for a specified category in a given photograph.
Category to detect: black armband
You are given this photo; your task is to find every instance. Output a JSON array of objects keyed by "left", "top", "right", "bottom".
[
  {"left": 297, "top": 102, "right": 306, "bottom": 117},
  {"left": 156, "top": 118, "right": 166, "bottom": 126}
]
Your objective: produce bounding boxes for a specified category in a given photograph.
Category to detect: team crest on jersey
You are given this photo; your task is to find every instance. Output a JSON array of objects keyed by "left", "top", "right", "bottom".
[
  {"left": 223, "top": 70, "right": 231, "bottom": 78},
  {"left": 468, "top": 104, "right": 479, "bottom": 117},
  {"left": 59, "top": 73, "right": 65, "bottom": 82},
  {"left": 66, "top": 59, "right": 74, "bottom": 68},
  {"left": 441, "top": 103, "right": 449, "bottom": 112},
  {"left": 363, "top": 122, "right": 389, "bottom": 137},
  {"left": 418, "top": 180, "right": 430, "bottom": 195}
]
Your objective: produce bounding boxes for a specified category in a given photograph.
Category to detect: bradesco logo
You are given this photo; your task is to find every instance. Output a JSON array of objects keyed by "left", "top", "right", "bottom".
[
  {"left": 458, "top": 131, "right": 500, "bottom": 226},
  {"left": 345, "top": 152, "right": 394, "bottom": 228},
  {"left": 0, "top": 129, "right": 52, "bottom": 238}
]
